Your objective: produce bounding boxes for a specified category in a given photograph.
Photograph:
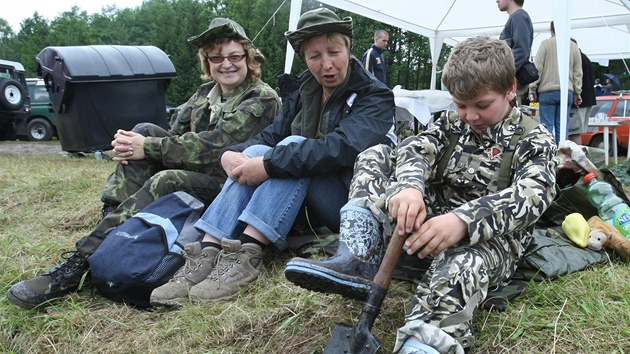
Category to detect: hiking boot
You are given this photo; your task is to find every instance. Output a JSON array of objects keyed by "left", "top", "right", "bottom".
[
  {"left": 284, "top": 207, "right": 384, "bottom": 301},
  {"left": 6, "top": 251, "right": 89, "bottom": 309},
  {"left": 150, "top": 242, "right": 219, "bottom": 308},
  {"left": 189, "top": 238, "right": 263, "bottom": 303}
]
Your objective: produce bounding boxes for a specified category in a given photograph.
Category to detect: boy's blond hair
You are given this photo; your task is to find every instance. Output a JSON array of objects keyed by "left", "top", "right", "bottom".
[{"left": 442, "top": 36, "right": 515, "bottom": 101}]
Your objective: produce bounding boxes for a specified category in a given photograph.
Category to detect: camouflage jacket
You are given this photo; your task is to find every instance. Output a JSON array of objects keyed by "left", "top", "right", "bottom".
[
  {"left": 144, "top": 78, "right": 280, "bottom": 176},
  {"left": 391, "top": 107, "right": 558, "bottom": 247}
]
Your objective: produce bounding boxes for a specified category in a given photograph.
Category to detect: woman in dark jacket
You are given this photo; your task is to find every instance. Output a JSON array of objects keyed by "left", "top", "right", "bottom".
[{"left": 150, "top": 7, "right": 396, "bottom": 307}]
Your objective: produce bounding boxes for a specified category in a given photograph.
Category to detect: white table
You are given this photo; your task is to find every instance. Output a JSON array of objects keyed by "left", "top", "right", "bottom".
[
  {"left": 392, "top": 86, "right": 455, "bottom": 125},
  {"left": 587, "top": 120, "right": 624, "bottom": 166}
]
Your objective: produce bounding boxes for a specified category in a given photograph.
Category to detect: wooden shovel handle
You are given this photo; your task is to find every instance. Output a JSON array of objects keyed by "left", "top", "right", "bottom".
[{"left": 372, "top": 232, "right": 407, "bottom": 290}]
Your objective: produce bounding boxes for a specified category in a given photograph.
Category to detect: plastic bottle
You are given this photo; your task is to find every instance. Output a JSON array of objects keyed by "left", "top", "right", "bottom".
[{"left": 583, "top": 172, "right": 630, "bottom": 239}]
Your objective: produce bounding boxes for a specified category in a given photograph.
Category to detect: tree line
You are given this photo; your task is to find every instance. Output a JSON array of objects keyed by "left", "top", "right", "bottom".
[
  {"left": 0, "top": 0, "right": 624, "bottom": 108},
  {"left": 0, "top": 0, "right": 445, "bottom": 107}
]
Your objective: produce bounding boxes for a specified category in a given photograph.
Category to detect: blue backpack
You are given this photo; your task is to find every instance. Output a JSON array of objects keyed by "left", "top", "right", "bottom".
[{"left": 88, "top": 191, "right": 204, "bottom": 307}]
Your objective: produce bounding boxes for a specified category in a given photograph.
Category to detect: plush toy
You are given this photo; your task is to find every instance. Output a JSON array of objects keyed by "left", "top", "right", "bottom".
[{"left": 587, "top": 215, "right": 630, "bottom": 261}]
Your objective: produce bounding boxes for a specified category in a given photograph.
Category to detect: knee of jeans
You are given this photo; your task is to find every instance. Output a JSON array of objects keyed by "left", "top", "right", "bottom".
[
  {"left": 242, "top": 136, "right": 305, "bottom": 157},
  {"left": 278, "top": 135, "right": 306, "bottom": 146},
  {"left": 242, "top": 144, "right": 272, "bottom": 158}
]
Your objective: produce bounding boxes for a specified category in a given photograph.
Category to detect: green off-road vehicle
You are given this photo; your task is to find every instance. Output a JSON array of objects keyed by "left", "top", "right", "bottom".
[
  {"left": 0, "top": 60, "right": 31, "bottom": 140},
  {"left": 17, "top": 78, "right": 57, "bottom": 141}
]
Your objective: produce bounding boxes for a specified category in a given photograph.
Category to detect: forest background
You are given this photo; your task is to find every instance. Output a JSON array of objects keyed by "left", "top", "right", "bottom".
[{"left": 1, "top": 0, "right": 627, "bottom": 109}]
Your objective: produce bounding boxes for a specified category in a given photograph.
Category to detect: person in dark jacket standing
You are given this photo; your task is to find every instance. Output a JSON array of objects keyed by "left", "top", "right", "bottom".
[
  {"left": 149, "top": 7, "right": 396, "bottom": 307},
  {"left": 569, "top": 38, "right": 596, "bottom": 144},
  {"left": 498, "top": 0, "right": 533, "bottom": 93},
  {"left": 7, "top": 18, "right": 281, "bottom": 309},
  {"left": 361, "top": 29, "right": 389, "bottom": 84}
]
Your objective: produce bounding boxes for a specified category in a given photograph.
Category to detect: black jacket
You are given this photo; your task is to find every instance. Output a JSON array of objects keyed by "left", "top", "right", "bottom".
[{"left": 224, "top": 59, "right": 395, "bottom": 182}]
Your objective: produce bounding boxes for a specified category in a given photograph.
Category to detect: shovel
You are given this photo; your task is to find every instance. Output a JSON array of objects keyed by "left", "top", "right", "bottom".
[{"left": 323, "top": 231, "right": 407, "bottom": 354}]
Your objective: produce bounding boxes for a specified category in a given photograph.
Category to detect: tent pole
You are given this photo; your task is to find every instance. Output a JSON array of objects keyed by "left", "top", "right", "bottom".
[{"left": 284, "top": 0, "right": 303, "bottom": 74}]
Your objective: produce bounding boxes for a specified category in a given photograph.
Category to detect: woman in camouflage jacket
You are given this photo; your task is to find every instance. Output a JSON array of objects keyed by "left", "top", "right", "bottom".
[{"left": 7, "top": 18, "right": 280, "bottom": 309}]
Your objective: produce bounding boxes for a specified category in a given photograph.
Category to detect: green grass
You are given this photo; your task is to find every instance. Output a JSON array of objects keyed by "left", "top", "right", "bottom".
[{"left": 1, "top": 145, "right": 630, "bottom": 353}]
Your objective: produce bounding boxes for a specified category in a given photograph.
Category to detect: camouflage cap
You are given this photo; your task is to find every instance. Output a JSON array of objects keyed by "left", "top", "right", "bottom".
[
  {"left": 188, "top": 18, "right": 251, "bottom": 47},
  {"left": 285, "top": 8, "right": 353, "bottom": 54},
  {"left": 188, "top": 18, "right": 265, "bottom": 63}
]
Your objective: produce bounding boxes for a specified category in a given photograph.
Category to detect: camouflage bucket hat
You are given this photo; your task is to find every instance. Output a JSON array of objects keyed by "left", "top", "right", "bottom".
[
  {"left": 285, "top": 8, "right": 353, "bottom": 54},
  {"left": 188, "top": 18, "right": 264, "bottom": 63}
]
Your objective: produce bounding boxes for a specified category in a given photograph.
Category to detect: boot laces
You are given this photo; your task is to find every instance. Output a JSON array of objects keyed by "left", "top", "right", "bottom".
[
  {"left": 209, "top": 249, "right": 241, "bottom": 282},
  {"left": 171, "top": 249, "right": 208, "bottom": 282},
  {"left": 47, "top": 251, "right": 86, "bottom": 279}
]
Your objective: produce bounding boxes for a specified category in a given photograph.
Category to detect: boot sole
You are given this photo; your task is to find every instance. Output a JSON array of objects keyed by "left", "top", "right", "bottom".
[
  {"left": 149, "top": 296, "right": 188, "bottom": 308},
  {"left": 6, "top": 289, "right": 43, "bottom": 309},
  {"left": 6, "top": 283, "right": 74, "bottom": 309},
  {"left": 189, "top": 291, "right": 240, "bottom": 304},
  {"left": 284, "top": 264, "right": 370, "bottom": 301}
]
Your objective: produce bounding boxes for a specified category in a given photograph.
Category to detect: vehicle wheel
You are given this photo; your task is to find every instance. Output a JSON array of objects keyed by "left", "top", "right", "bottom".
[
  {"left": 588, "top": 135, "right": 618, "bottom": 155},
  {"left": 26, "top": 118, "right": 53, "bottom": 141},
  {"left": 589, "top": 135, "right": 604, "bottom": 150},
  {"left": 0, "top": 78, "right": 26, "bottom": 110}
]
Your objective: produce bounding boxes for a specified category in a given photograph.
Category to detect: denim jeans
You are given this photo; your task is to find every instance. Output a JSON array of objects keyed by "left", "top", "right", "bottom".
[
  {"left": 538, "top": 90, "right": 574, "bottom": 143},
  {"left": 194, "top": 136, "right": 349, "bottom": 251}
]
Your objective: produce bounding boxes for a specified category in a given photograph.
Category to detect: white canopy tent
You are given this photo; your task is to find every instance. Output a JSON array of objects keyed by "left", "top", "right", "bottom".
[{"left": 283, "top": 0, "right": 630, "bottom": 141}]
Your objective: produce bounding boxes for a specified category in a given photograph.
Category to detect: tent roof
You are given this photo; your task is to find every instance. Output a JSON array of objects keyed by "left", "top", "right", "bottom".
[
  {"left": 283, "top": 0, "right": 630, "bottom": 143},
  {"left": 316, "top": 0, "right": 630, "bottom": 61}
]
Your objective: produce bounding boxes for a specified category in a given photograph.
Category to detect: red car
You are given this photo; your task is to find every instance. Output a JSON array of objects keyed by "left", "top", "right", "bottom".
[{"left": 581, "top": 93, "right": 630, "bottom": 151}]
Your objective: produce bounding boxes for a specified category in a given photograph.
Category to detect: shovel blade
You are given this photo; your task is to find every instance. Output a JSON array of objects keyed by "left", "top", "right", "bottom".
[{"left": 323, "top": 322, "right": 382, "bottom": 354}]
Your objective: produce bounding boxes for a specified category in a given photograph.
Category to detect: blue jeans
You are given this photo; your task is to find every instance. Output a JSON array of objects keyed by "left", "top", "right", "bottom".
[
  {"left": 194, "top": 136, "right": 349, "bottom": 251},
  {"left": 538, "top": 90, "right": 574, "bottom": 143}
]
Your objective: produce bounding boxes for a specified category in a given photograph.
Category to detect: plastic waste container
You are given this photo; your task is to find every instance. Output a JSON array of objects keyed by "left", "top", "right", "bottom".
[{"left": 36, "top": 45, "right": 176, "bottom": 152}]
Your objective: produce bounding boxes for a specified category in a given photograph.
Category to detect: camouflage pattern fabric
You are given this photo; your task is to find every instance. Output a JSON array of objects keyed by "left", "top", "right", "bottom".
[
  {"left": 75, "top": 78, "right": 280, "bottom": 257},
  {"left": 344, "top": 107, "right": 557, "bottom": 353}
]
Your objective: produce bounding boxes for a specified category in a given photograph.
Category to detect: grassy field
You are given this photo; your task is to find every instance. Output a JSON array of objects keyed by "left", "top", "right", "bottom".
[{"left": 1, "top": 143, "right": 630, "bottom": 353}]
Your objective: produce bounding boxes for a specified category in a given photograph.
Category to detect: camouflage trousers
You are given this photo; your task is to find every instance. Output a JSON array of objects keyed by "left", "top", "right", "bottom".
[
  {"left": 75, "top": 123, "right": 225, "bottom": 257},
  {"left": 347, "top": 145, "right": 521, "bottom": 354}
]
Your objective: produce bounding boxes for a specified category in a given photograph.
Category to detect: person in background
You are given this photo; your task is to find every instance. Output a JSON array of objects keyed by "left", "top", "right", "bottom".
[
  {"left": 602, "top": 77, "right": 614, "bottom": 95},
  {"left": 498, "top": 0, "right": 533, "bottom": 96},
  {"left": 361, "top": 29, "right": 389, "bottom": 84},
  {"left": 149, "top": 7, "right": 396, "bottom": 307},
  {"left": 529, "top": 21, "right": 582, "bottom": 144},
  {"left": 284, "top": 36, "right": 557, "bottom": 354},
  {"left": 7, "top": 18, "right": 281, "bottom": 309},
  {"left": 594, "top": 78, "right": 603, "bottom": 96},
  {"left": 568, "top": 38, "right": 596, "bottom": 145}
]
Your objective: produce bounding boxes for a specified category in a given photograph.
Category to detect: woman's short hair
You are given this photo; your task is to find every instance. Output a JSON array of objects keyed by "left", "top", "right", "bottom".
[
  {"left": 198, "top": 38, "right": 263, "bottom": 82},
  {"left": 442, "top": 36, "right": 515, "bottom": 101}
]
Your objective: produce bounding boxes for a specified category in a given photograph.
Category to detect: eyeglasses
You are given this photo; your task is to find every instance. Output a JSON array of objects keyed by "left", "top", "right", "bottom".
[{"left": 206, "top": 54, "right": 247, "bottom": 64}]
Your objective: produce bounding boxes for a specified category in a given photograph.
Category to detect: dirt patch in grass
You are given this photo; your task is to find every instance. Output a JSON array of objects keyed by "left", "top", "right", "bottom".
[{"left": 0, "top": 141, "right": 63, "bottom": 155}]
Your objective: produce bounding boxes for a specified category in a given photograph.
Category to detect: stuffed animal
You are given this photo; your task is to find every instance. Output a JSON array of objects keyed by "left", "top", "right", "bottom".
[{"left": 587, "top": 215, "right": 630, "bottom": 261}]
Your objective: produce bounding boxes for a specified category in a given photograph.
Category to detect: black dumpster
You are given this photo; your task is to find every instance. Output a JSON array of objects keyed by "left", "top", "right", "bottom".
[{"left": 36, "top": 45, "right": 176, "bottom": 152}]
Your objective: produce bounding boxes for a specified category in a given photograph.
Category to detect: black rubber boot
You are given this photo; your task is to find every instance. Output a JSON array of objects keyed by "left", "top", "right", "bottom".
[{"left": 284, "top": 207, "right": 384, "bottom": 301}]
